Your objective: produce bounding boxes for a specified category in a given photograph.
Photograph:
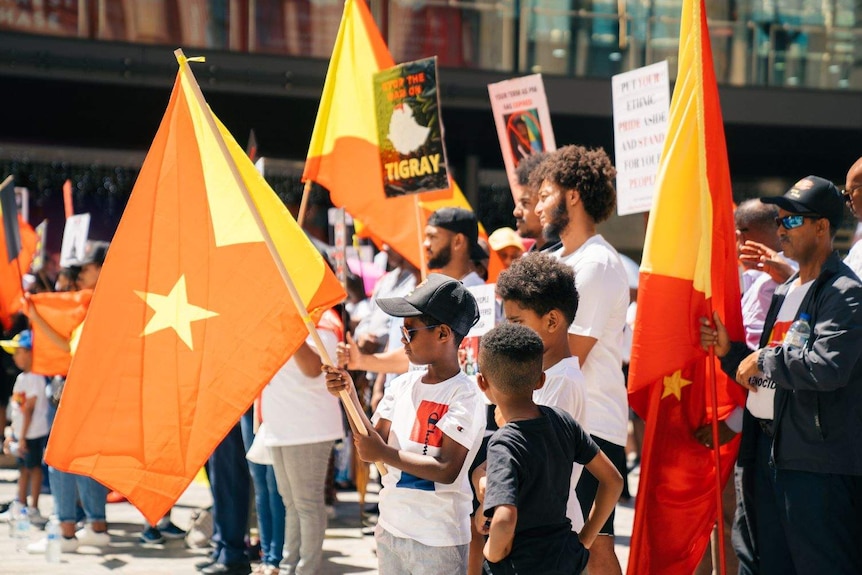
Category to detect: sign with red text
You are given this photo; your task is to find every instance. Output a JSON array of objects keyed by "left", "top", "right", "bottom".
[
  {"left": 374, "top": 57, "right": 450, "bottom": 197},
  {"left": 612, "top": 61, "right": 670, "bottom": 216},
  {"left": 488, "top": 74, "right": 556, "bottom": 201}
]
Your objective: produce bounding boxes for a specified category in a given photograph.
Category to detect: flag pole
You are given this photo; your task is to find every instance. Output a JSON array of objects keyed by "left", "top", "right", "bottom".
[
  {"left": 176, "top": 49, "right": 386, "bottom": 476},
  {"left": 414, "top": 195, "right": 427, "bottom": 280},
  {"left": 297, "top": 180, "right": 313, "bottom": 228},
  {"left": 706, "top": 300, "right": 728, "bottom": 575}
]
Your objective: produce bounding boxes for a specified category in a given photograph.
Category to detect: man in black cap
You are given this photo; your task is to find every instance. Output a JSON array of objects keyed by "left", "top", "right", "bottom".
[
  {"left": 425, "top": 207, "right": 487, "bottom": 287},
  {"left": 702, "top": 176, "right": 862, "bottom": 573},
  {"left": 73, "top": 240, "right": 109, "bottom": 291}
]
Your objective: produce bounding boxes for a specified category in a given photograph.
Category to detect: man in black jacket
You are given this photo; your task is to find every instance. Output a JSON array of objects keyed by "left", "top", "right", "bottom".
[{"left": 701, "top": 176, "right": 862, "bottom": 574}]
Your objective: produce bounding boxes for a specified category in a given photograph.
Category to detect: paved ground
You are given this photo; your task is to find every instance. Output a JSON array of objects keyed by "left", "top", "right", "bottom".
[{"left": 0, "top": 460, "right": 636, "bottom": 574}]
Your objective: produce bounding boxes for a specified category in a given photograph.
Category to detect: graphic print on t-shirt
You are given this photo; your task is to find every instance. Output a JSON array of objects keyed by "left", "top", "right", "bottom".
[{"left": 397, "top": 400, "right": 449, "bottom": 491}]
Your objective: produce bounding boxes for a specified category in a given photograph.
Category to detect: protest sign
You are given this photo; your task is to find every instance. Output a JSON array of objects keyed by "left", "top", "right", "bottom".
[
  {"left": 612, "top": 61, "right": 670, "bottom": 216},
  {"left": 59, "top": 213, "right": 90, "bottom": 267},
  {"left": 488, "top": 74, "right": 556, "bottom": 199},
  {"left": 374, "top": 56, "right": 450, "bottom": 197}
]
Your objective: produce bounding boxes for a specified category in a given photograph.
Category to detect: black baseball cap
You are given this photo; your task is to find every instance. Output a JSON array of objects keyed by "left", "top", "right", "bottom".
[
  {"left": 73, "top": 240, "right": 109, "bottom": 267},
  {"left": 761, "top": 176, "right": 845, "bottom": 229},
  {"left": 376, "top": 273, "right": 480, "bottom": 337},
  {"left": 427, "top": 208, "right": 488, "bottom": 261}
]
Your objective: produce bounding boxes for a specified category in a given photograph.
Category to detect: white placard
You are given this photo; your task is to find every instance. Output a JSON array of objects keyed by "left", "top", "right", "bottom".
[
  {"left": 59, "top": 213, "right": 90, "bottom": 267},
  {"left": 488, "top": 75, "right": 556, "bottom": 200},
  {"left": 612, "top": 61, "right": 670, "bottom": 216},
  {"left": 466, "top": 283, "right": 496, "bottom": 338}
]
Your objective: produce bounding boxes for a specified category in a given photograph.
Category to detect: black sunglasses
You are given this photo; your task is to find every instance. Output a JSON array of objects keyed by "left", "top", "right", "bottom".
[{"left": 775, "top": 214, "right": 819, "bottom": 230}]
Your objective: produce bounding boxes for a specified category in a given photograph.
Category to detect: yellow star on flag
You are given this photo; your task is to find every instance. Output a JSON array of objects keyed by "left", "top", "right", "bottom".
[
  {"left": 661, "top": 370, "right": 693, "bottom": 401},
  {"left": 135, "top": 275, "right": 218, "bottom": 350}
]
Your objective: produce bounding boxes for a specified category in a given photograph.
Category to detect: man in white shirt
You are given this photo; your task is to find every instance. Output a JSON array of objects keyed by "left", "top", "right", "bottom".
[
  {"left": 841, "top": 156, "right": 862, "bottom": 276},
  {"left": 424, "top": 208, "right": 487, "bottom": 287},
  {"left": 533, "top": 145, "right": 629, "bottom": 575}
]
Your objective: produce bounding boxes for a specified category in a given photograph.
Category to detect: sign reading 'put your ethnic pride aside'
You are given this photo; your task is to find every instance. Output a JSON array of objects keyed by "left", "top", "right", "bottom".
[{"left": 374, "top": 57, "right": 450, "bottom": 198}]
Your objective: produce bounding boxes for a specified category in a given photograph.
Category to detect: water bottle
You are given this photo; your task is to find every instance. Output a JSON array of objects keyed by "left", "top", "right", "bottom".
[
  {"left": 45, "top": 515, "right": 61, "bottom": 563},
  {"left": 7, "top": 500, "right": 21, "bottom": 538},
  {"left": 14, "top": 506, "right": 29, "bottom": 551},
  {"left": 784, "top": 313, "right": 812, "bottom": 350}
]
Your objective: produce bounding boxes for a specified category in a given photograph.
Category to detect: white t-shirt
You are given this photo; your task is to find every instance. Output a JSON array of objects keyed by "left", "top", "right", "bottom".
[
  {"left": 11, "top": 372, "right": 49, "bottom": 439},
  {"left": 372, "top": 369, "right": 486, "bottom": 547},
  {"left": 845, "top": 240, "right": 862, "bottom": 278},
  {"left": 262, "top": 312, "right": 345, "bottom": 447},
  {"left": 460, "top": 271, "right": 485, "bottom": 288},
  {"left": 554, "top": 235, "right": 630, "bottom": 446},
  {"left": 534, "top": 356, "right": 588, "bottom": 530},
  {"left": 746, "top": 280, "right": 813, "bottom": 420}
]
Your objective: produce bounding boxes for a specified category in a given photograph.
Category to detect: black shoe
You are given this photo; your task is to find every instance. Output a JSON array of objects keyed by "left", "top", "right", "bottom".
[
  {"left": 195, "top": 559, "right": 217, "bottom": 571},
  {"left": 200, "top": 562, "right": 252, "bottom": 575}
]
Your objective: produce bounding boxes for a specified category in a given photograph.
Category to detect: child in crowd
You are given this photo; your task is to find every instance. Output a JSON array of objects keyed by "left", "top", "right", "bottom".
[
  {"left": 324, "top": 273, "right": 485, "bottom": 574},
  {"left": 476, "top": 324, "right": 622, "bottom": 574},
  {"left": 494, "top": 252, "right": 588, "bottom": 527},
  {"left": 1, "top": 330, "right": 49, "bottom": 524}
]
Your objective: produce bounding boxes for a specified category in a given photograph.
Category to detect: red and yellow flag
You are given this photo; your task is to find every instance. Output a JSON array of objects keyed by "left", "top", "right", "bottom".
[
  {"left": 46, "top": 53, "right": 345, "bottom": 524},
  {"left": 0, "top": 214, "right": 36, "bottom": 330},
  {"left": 28, "top": 290, "right": 92, "bottom": 376},
  {"left": 304, "top": 0, "right": 470, "bottom": 270},
  {"left": 627, "top": 0, "right": 746, "bottom": 572}
]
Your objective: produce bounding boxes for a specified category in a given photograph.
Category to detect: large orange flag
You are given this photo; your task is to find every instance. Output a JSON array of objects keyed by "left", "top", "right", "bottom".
[
  {"left": 626, "top": 0, "right": 746, "bottom": 573},
  {"left": 29, "top": 290, "right": 93, "bottom": 376},
  {"left": 0, "top": 214, "right": 37, "bottom": 330},
  {"left": 304, "top": 0, "right": 465, "bottom": 270},
  {"left": 46, "top": 53, "right": 345, "bottom": 524}
]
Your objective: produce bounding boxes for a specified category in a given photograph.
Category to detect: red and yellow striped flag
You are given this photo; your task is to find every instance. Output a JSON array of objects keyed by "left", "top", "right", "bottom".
[
  {"left": 303, "top": 0, "right": 474, "bottom": 270},
  {"left": 46, "top": 53, "right": 345, "bottom": 524},
  {"left": 627, "top": 0, "right": 746, "bottom": 572}
]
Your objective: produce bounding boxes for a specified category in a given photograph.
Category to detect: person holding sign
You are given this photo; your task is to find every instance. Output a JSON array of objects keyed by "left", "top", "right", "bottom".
[{"left": 533, "top": 145, "right": 629, "bottom": 575}]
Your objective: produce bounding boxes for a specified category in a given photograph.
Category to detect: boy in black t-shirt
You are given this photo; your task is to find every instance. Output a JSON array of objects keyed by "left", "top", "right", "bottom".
[{"left": 476, "top": 324, "right": 622, "bottom": 574}]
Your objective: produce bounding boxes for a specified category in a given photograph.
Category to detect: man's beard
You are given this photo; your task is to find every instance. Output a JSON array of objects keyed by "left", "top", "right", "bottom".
[
  {"left": 543, "top": 199, "right": 570, "bottom": 239},
  {"left": 428, "top": 244, "right": 452, "bottom": 269}
]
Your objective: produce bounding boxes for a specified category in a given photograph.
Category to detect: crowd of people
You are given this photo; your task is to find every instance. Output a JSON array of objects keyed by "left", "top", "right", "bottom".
[{"left": 1, "top": 145, "right": 861, "bottom": 575}]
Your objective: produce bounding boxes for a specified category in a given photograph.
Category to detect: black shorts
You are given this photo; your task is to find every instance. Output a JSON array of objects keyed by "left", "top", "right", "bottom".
[
  {"left": 17, "top": 435, "right": 47, "bottom": 469},
  {"left": 575, "top": 435, "right": 626, "bottom": 535}
]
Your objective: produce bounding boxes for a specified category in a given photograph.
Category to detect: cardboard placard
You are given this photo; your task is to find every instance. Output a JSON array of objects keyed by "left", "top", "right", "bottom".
[
  {"left": 374, "top": 57, "right": 450, "bottom": 197},
  {"left": 488, "top": 74, "right": 556, "bottom": 199},
  {"left": 612, "top": 61, "right": 671, "bottom": 216}
]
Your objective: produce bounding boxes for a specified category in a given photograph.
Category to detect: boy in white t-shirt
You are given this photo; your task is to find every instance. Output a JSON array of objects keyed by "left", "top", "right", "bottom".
[
  {"left": 483, "top": 252, "right": 589, "bottom": 529},
  {"left": 1, "top": 330, "right": 49, "bottom": 520},
  {"left": 325, "top": 274, "right": 485, "bottom": 575}
]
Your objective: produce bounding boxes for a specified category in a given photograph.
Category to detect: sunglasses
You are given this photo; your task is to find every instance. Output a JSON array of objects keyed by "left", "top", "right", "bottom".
[
  {"left": 401, "top": 324, "right": 440, "bottom": 343},
  {"left": 775, "top": 214, "right": 819, "bottom": 230}
]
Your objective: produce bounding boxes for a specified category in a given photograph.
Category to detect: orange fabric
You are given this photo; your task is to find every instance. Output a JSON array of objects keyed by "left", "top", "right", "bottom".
[
  {"left": 626, "top": 1, "right": 745, "bottom": 573},
  {"left": 45, "top": 62, "right": 345, "bottom": 525},
  {"left": 28, "top": 290, "right": 92, "bottom": 376},
  {"left": 0, "top": 216, "right": 37, "bottom": 330}
]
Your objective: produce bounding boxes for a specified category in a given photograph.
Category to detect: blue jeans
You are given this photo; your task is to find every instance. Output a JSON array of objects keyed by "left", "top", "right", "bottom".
[
  {"left": 241, "top": 410, "right": 285, "bottom": 567},
  {"left": 48, "top": 467, "right": 108, "bottom": 524},
  {"left": 208, "top": 422, "right": 250, "bottom": 566}
]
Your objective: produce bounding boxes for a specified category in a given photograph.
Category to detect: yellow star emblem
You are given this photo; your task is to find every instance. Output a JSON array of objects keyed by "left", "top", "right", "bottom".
[
  {"left": 135, "top": 275, "right": 219, "bottom": 350},
  {"left": 662, "top": 370, "right": 693, "bottom": 401}
]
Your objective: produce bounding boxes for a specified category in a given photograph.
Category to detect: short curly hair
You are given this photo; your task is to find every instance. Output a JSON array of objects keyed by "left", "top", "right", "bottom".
[
  {"left": 496, "top": 253, "right": 578, "bottom": 325},
  {"left": 479, "top": 323, "right": 544, "bottom": 395},
  {"left": 529, "top": 145, "right": 617, "bottom": 224}
]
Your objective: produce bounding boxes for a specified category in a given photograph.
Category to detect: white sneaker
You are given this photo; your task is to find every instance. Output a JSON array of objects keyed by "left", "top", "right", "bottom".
[
  {"left": 27, "top": 536, "right": 79, "bottom": 554},
  {"left": 75, "top": 526, "right": 110, "bottom": 546},
  {"left": 27, "top": 507, "right": 46, "bottom": 526}
]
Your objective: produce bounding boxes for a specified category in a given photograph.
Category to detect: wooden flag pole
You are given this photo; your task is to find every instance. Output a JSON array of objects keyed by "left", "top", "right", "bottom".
[
  {"left": 705, "top": 300, "right": 728, "bottom": 575},
  {"left": 297, "top": 180, "right": 313, "bottom": 228},
  {"left": 176, "top": 49, "right": 386, "bottom": 476},
  {"left": 414, "top": 195, "right": 427, "bottom": 280}
]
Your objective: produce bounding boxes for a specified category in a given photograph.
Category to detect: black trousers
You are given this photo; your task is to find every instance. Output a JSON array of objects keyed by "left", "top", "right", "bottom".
[{"left": 753, "top": 430, "right": 862, "bottom": 574}]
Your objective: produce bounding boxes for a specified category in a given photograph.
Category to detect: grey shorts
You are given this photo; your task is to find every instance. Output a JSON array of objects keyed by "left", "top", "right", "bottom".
[{"left": 375, "top": 525, "right": 468, "bottom": 575}]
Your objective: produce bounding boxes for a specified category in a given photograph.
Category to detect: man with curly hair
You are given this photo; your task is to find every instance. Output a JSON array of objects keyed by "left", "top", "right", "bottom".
[{"left": 532, "top": 144, "right": 629, "bottom": 575}]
